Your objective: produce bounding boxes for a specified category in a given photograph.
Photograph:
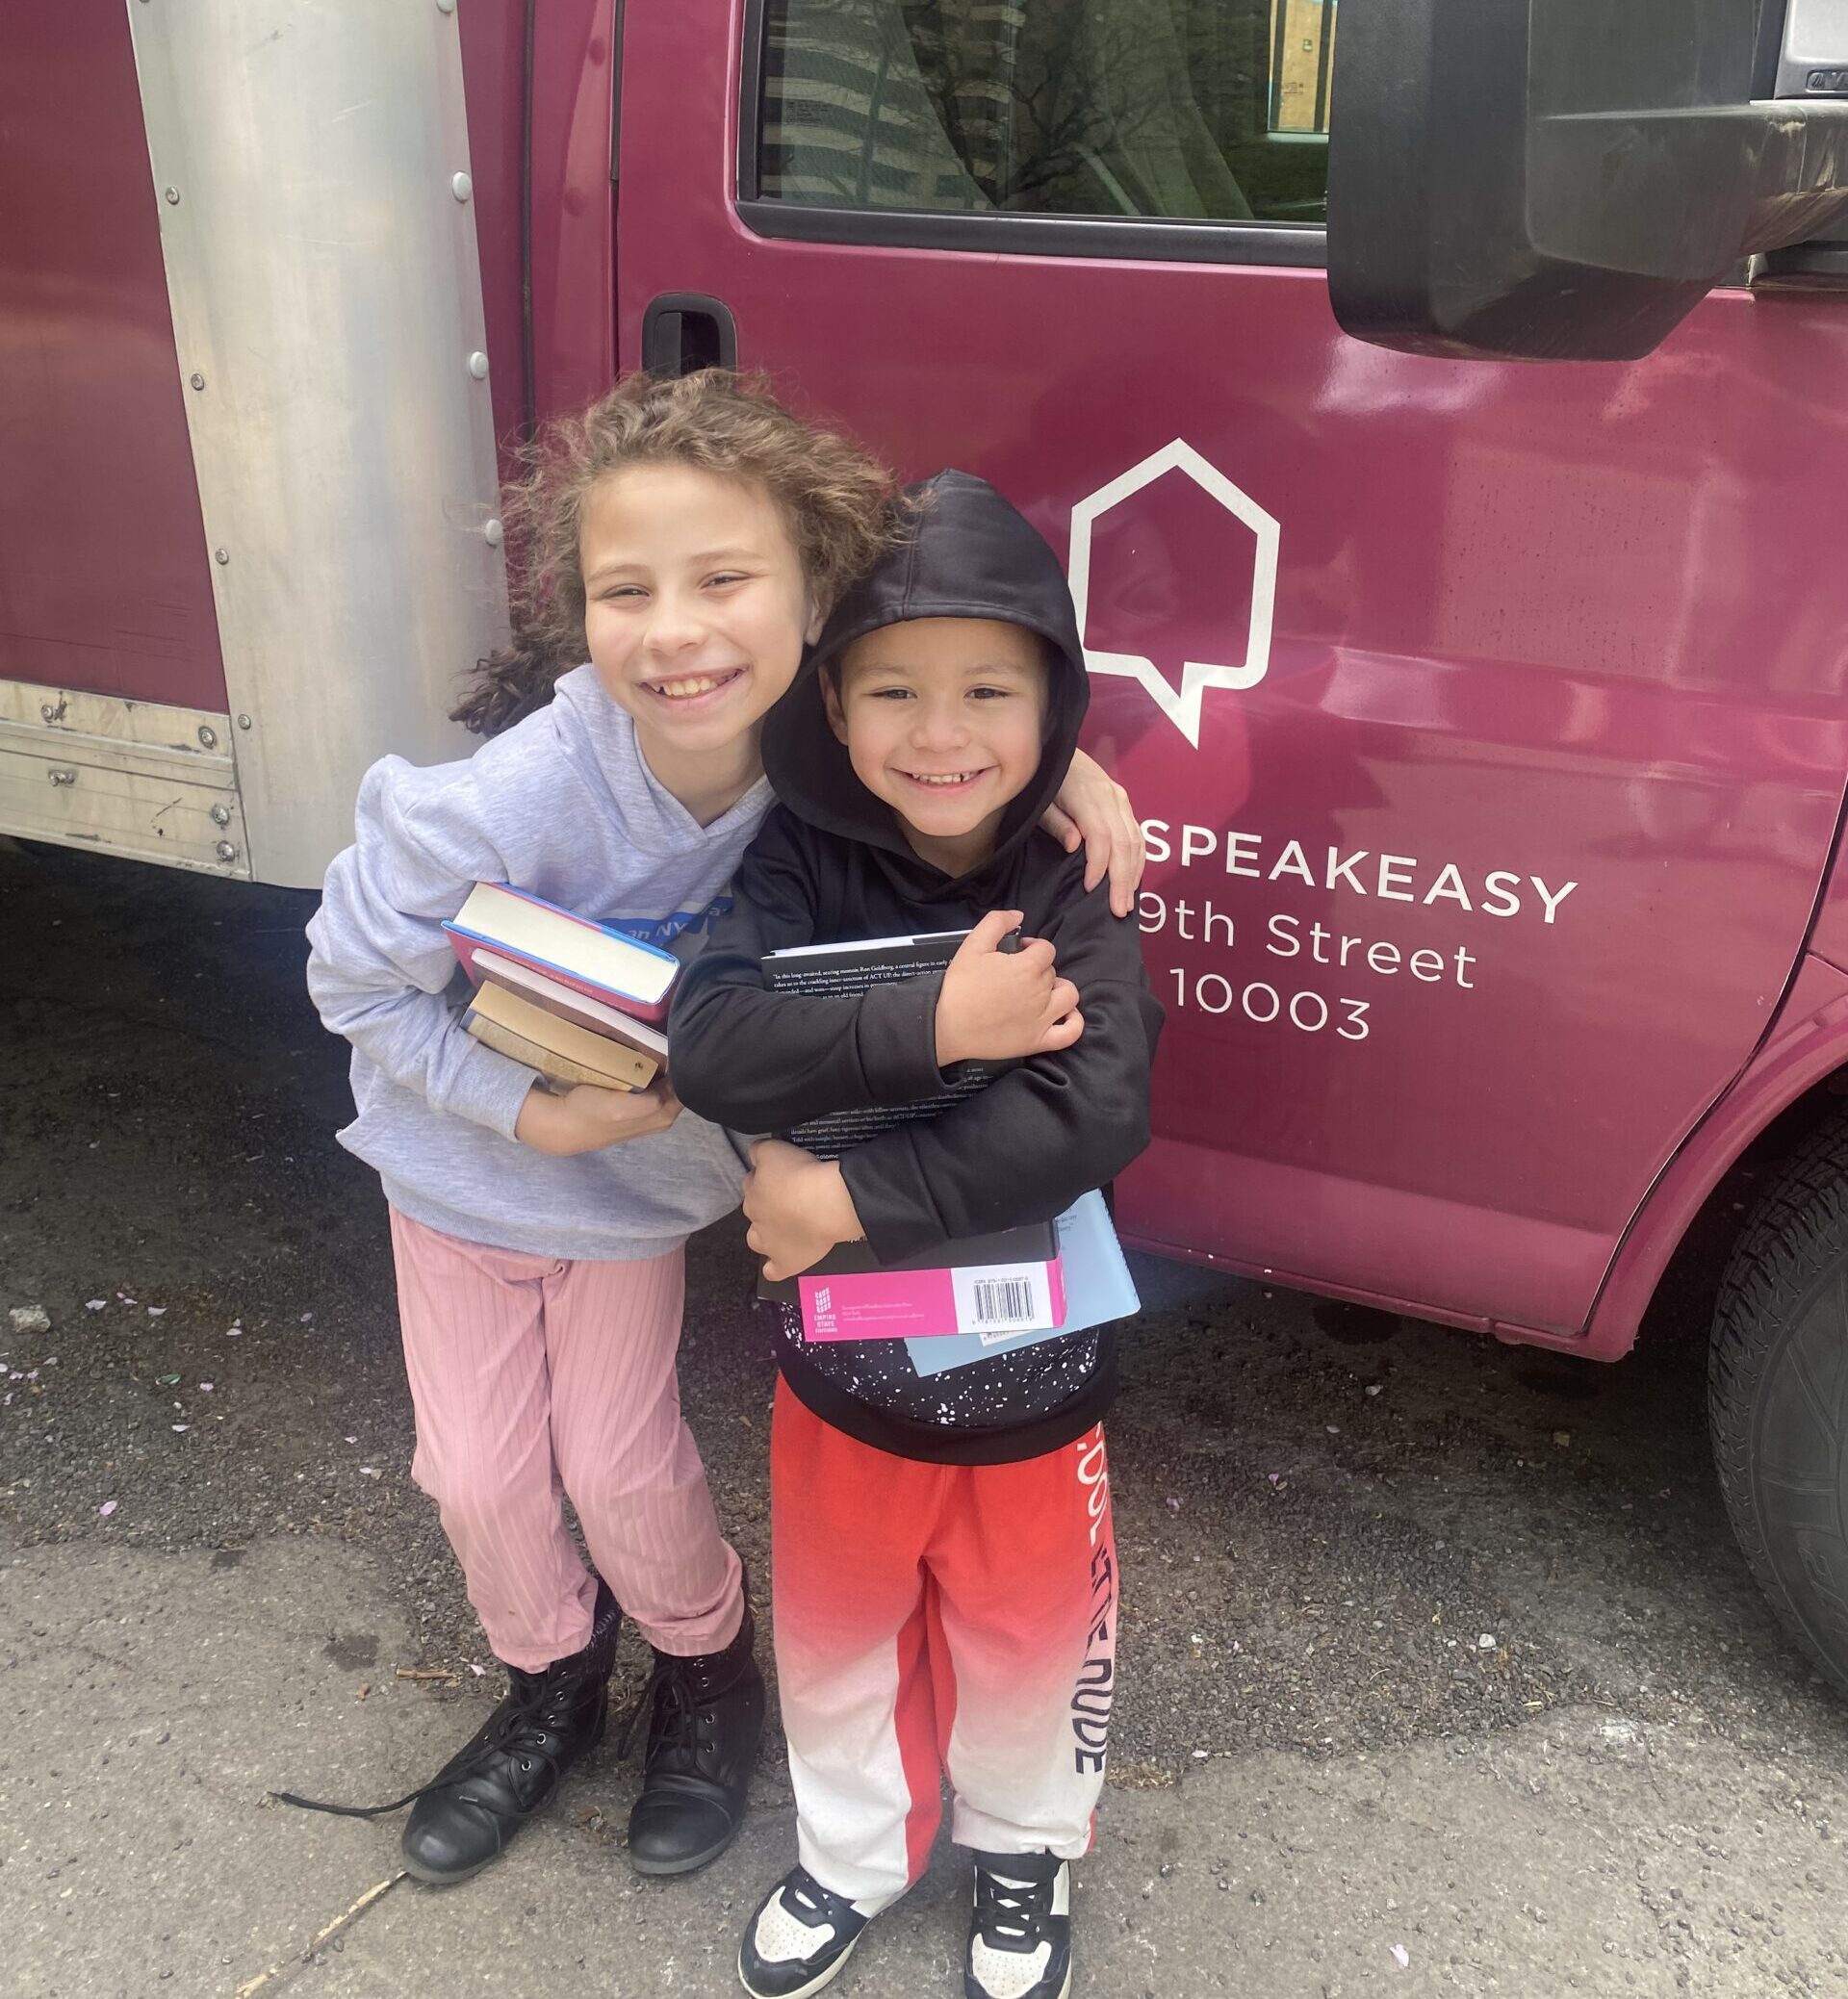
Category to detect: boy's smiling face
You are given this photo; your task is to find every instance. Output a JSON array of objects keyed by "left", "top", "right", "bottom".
[{"left": 826, "top": 617, "right": 1049, "bottom": 875}]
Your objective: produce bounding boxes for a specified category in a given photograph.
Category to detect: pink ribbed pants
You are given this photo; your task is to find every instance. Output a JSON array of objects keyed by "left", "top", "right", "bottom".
[{"left": 389, "top": 1209, "right": 744, "bottom": 1671}]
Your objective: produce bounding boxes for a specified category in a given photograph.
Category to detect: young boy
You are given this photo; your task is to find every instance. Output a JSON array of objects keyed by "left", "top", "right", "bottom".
[{"left": 671, "top": 471, "right": 1161, "bottom": 1999}]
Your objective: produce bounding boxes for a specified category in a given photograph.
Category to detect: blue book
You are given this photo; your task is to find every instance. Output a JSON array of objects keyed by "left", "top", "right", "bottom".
[{"left": 904, "top": 1190, "right": 1138, "bottom": 1377}]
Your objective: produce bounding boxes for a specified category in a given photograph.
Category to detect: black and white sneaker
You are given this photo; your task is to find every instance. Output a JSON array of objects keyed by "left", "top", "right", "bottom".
[
  {"left": 964, "top": 1851, "right": 1071, "bottom": 1999},
  {"left": 738, "top": 1864, "right": 869, "bottom": 1998}
]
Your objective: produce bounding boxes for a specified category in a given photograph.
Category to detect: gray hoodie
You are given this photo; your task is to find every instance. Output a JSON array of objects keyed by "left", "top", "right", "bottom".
[{"left": 305, "top": 665, "right": 760, "bottom": 1260}]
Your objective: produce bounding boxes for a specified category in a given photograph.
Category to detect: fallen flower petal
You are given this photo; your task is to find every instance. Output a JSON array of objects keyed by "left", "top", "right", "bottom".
[{"left": 98, "top": 1500, "right": 117, "bottom": 1518}]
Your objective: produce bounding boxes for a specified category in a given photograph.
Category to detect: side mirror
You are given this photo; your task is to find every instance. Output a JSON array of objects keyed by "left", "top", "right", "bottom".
[{"left": 1326, "top": 0, "right": 1848, "bottom": 360}]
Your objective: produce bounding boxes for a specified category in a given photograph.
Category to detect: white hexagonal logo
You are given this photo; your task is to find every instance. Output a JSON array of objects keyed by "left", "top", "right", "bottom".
[{"left": 1068, "top": 439, "right": 1278, "bottom": 748}]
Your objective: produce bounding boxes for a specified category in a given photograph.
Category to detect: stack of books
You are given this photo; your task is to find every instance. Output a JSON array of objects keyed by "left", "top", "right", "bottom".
[
  {"left": 756, "top": 932, "right": 1139, "bottom": 1361},
  {"left": 444, "top": 882, "right": 677, "bottom": 1093}
]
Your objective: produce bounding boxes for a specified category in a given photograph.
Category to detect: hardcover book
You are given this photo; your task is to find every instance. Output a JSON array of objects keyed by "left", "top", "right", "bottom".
[
  {"left": 444, "top": 882, "right": 680, "bottom": 1025},
  {"left": 761, "top": 930, "right": 1004, "bottom": 1159}
]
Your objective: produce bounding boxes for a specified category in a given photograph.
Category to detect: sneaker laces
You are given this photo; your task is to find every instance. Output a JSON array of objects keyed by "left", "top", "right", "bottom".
[
  {"left": 781, "top": 1868, "right": 851, "bottom": 1928},
  {"left": 974, "top": 1864, "right": 1056, "bottom": 1953},
  {"left": 751, "top": 1866, "right": 861, "bottom": 1964}
]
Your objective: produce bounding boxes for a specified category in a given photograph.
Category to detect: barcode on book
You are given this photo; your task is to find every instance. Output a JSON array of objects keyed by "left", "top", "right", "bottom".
[
  {"left": 950, "top": 1261, "right": 1058, "bottom": 1338},
  {"left": 972, "top": 1278, "right": 1038, "bottom": 1328}
]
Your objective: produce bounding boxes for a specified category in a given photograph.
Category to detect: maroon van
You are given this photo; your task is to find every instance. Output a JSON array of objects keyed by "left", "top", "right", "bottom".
[{"left": 5, "top": 0, "right": 1848, "bottom": 1693}]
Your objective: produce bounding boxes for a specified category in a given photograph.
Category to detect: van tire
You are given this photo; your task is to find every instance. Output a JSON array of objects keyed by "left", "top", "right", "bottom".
[{"left": 1709, "top": 1109, "right": 1848, "bottom": 1701}]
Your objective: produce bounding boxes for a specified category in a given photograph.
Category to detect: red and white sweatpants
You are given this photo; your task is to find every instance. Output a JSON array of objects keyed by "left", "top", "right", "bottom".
[
  {"left": 769, "top": 1383, "right": 1117, "bottom": 1913},
  {"left": 389, "top": 1209, "right": 743, "bottom": 1672}
]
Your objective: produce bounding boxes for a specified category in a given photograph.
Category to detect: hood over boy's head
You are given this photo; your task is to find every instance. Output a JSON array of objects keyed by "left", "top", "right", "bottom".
[{"left": 760, "top": 471, "right": 1090, "bottom": 885}]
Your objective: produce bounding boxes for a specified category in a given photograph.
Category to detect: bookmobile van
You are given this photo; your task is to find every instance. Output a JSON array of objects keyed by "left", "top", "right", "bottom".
[{"left": 6, "top": 0, "right": 1848, "bottom": 1688}]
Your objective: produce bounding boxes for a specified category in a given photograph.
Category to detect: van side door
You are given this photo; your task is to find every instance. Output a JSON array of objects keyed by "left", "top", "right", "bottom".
[{"left": 616, "top": 0, "right": 1848, "bottom": 1335}]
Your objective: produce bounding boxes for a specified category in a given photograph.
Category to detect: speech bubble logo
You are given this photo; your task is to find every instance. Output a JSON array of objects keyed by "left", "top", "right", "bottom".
[{"left": 1069, "top": 439, "right": 1278, "bottom": 748}]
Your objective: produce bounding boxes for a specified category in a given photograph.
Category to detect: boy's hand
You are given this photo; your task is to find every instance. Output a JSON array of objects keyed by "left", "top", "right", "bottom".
[
  {"left": 1041, "top": 748, "right": 1144, "bottom": 918},
  {"left": 936, "top": 909, "right": 1083, "bottom": 1066},
  {"left": 515, "top": 1077, "right": 681, "bottom": 1155},
  {"left": 744, "top": 1139, "right": 864, "bottom": 1281}
]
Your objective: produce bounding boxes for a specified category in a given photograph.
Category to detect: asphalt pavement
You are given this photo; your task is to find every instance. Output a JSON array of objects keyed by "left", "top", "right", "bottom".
[{"left": 3, "top": 836, "right": 1846, "bottom": 1999}]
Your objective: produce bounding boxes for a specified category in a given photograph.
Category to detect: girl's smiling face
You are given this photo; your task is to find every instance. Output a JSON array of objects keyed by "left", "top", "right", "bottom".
[{"left": 580, "top": 464, "right": 819, "bottom": 783}]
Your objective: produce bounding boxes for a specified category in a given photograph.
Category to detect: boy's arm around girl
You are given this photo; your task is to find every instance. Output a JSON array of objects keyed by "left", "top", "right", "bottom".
[{"left": 672, "top": 810, "right": 1163, "bottom": 1265}]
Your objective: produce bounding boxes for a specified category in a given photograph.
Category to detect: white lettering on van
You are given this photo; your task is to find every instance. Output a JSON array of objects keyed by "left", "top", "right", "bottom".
[
  {"left": 1270, "top": 839, "right": 1317, "bottom": 887},
  {"left": 1532, "top": 878, "right": 1578, "bottom": 924},
  {"left": 1149, "top": 831, "right": 1580, "bottom": 929}
]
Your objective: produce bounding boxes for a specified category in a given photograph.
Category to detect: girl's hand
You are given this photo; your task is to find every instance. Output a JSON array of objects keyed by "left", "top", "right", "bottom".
[
  {"left": 935, "top": 909, "right": 1082, "bottom": 1066},
  {"left": 516, "top": 1077, "right": 681, "bottom": 1155},
  {"left": 744, "top": 1139, "right": 863, "bottom": 1281},
  {"left": 1041, "top": 749, "right": 1144, "bottom": 918}
]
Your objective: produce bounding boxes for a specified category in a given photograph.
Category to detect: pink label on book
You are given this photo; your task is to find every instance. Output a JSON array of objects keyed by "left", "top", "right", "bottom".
[
  {"left": 797, "top": 1258, "right": 1063, "bottom": 1343},
  {"left": 798, "top": 1267, "right": 962, "bottom": 1341}
]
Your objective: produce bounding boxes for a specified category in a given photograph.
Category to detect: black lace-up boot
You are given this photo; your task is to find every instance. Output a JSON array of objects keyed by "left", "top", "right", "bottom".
[
  {"left": 398, "top": 1580, "right": 622, "bottom": 1884},
  {"left": 622, "top": 1587, "right": 764, "bottom": 1876}
]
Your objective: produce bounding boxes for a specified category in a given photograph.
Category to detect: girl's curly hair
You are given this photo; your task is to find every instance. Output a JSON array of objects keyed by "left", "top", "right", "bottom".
[{"left": 452, "top": 371, "right": 901, "bottom": 736}]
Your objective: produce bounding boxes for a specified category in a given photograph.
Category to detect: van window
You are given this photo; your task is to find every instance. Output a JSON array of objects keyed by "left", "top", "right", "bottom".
[{"left": 755, "top": 0, "right": 1332, "bottom": 228}]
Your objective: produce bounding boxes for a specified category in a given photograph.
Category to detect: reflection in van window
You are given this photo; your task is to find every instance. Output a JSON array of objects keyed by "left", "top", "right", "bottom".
[{"left": 757, "top": 0, "right": 1333, "bottom": 226}]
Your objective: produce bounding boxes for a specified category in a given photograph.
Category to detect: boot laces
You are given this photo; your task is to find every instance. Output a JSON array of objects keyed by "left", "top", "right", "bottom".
[
  {"left": 477, "top": 1673, "right": 573, "bottom": 1773},
  {"left": 617, "top": 1653, "right": 719, "bottom": 1774},
  {"left": 270, "top": 1669, "right": 580, "bottom": 1818}
]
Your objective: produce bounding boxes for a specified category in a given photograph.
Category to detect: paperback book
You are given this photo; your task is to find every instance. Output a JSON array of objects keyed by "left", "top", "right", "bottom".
[
  {"left": 757, "top": 929, "right": 1061, "bottom": 1342},
  {"left": 463, "top": 979, "right": 656, "bottom": 1093},
  {"left": 903, "top": 1190, "right": 1139, "bottom": 1375}
]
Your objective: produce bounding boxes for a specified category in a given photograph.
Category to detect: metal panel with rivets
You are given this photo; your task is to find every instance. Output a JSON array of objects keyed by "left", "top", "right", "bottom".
[
  {"left": 124, "top": 0, "right": 508, "bottom": 886},
  {"left": 0, "top": 681, "right": 247, "bottom": 877}
]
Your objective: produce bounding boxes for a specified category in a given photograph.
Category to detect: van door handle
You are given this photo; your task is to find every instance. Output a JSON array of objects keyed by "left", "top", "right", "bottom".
[{"left": 641, "top": 293, "right": 738, "bottom": 374}]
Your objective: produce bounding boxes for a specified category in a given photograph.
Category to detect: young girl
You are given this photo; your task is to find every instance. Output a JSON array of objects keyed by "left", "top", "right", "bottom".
[{"left": 301, "top": 371, "right": 1142, "bottom": 1888}]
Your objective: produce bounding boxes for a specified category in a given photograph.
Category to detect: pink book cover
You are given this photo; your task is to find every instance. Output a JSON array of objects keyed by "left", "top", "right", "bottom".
[
  {"left": 442, "top": 885, "right": 677, "bottom": 1026},
  {"left": 797, "top": 1257, "right": 1066, "bottom": 1344}
]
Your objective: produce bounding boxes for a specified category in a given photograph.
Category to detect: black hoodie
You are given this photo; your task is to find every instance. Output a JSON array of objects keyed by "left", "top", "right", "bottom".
[{"left": 671, "top": 472, "right": 1163, "bottom": 1464}]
